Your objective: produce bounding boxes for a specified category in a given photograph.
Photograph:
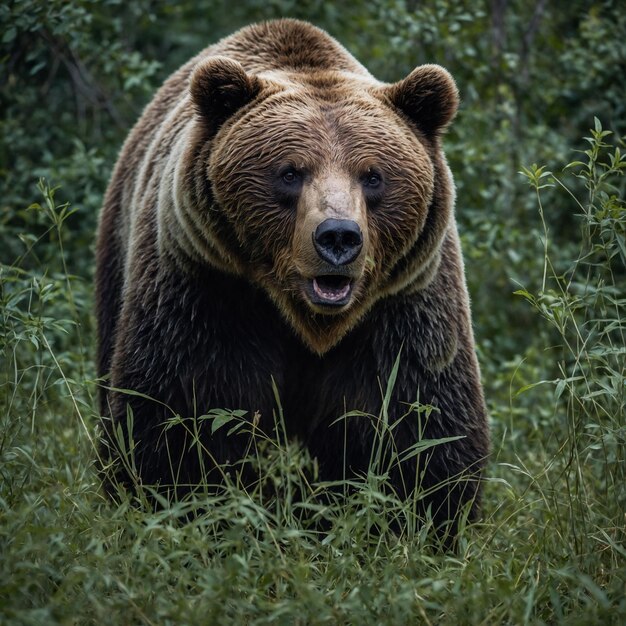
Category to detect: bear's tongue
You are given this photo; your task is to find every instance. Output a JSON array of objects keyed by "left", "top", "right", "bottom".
[{"left": 313, "top": 275, "right": 351, "bottom": 302}]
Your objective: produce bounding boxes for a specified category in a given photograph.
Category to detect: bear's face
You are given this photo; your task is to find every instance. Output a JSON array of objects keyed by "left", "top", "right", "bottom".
[{"left": 188, "top": 59, "right": 458, "bottom": 353}]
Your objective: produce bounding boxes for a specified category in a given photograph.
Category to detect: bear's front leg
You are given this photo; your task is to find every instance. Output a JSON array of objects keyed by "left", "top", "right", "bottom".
[
  {"left": 298, "top": 284, "right": 489, "bottom": 539},
  {"left": 100, "top": 266, "right": 292, "bottom": 498}
]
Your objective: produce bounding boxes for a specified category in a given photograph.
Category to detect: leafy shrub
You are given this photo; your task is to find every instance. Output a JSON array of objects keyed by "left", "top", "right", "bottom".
[{"left": 516, "top": 119, "right": 625, "bottom": 563}]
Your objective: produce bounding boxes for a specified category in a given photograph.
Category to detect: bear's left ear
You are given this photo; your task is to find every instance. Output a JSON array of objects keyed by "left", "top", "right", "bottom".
[
  {"left": 190, "top": 57, "right": 262, "bottom": 134},
  {"left": 379, "top": 64, "right": 459, "bottom": 136}
]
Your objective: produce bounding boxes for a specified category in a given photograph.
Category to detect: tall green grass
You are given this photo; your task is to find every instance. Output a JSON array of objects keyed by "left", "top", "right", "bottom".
[{"left": 1, "top": 125, "right": 624, "bottom": 624}]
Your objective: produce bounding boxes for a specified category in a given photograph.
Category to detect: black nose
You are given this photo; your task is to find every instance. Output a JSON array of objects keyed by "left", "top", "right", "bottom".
[{"left": 313, "top": 218, "right": 363, "bottom": 266}]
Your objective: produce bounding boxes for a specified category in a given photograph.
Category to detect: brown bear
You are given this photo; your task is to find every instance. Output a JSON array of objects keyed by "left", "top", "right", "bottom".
[{"left": 96, "top": 18, "right": 489, "bottom": 533}]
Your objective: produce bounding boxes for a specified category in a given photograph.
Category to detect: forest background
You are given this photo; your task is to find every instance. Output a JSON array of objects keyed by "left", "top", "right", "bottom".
[{"left": 1, "top": 1, "right": 625, "bottom": 624}]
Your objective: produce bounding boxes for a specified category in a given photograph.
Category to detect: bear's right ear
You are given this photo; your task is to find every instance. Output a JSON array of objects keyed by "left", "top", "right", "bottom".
[{"left": 190, "top": 57, "right": 261, "bottom": 134}]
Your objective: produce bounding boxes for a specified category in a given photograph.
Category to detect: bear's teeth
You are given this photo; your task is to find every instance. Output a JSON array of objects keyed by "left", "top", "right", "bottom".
[{"left": 313, "top": 276, "right": 351, "bottom": 301}]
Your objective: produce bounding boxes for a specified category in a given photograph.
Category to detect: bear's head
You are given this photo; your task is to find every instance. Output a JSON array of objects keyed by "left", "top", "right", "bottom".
[{"left": 178, "top": 52, "right": 458, "bottom": 354}]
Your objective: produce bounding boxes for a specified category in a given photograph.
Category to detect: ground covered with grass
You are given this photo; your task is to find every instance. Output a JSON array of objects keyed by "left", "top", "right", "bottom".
[{"left": 2, "top": 2, "right": 625, "bottom": 624}]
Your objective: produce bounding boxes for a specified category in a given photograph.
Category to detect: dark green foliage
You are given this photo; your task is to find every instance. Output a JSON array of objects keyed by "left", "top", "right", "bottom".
[{"left": 1, "top": 1, "right": 625, "bottom": 623}]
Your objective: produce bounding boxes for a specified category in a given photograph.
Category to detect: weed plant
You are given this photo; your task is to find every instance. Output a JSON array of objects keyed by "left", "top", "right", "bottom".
[{"left": 1, "top": 125, "right": 625, "bottom": 624}]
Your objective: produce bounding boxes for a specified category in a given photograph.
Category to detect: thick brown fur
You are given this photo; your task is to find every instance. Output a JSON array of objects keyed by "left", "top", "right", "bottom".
[{"left": 96, "top": 19, "right": 489, "bottom": 535}]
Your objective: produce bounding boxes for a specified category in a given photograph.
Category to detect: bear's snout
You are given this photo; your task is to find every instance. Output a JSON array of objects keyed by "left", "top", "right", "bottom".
[{"left": 313, "top": 218, "right": 363, "bottom": 266}]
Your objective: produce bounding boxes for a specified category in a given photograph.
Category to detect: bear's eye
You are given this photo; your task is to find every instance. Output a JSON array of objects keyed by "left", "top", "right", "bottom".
[
  {"left": 363, "top": 171, "right": 382, "bottom": 188},
  {"left": 281, "top": 168, "right": 301, "bottom": 185},
  {"left": 275, "top": 166, "right": 304, "bottom": 208},
  {"left": 360, "top": 169, "right": 385, "bottom": 208}
]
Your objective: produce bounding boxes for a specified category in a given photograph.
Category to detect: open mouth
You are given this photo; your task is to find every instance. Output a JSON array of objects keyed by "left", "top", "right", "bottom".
[{"left": 309, "top": 275, "right": 353, "bottom": 307}]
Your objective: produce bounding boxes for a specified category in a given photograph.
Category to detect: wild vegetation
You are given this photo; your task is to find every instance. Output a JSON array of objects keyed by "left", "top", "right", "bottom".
[{"left": 1, "top": 1, "right": 624, "bottom": 624}]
